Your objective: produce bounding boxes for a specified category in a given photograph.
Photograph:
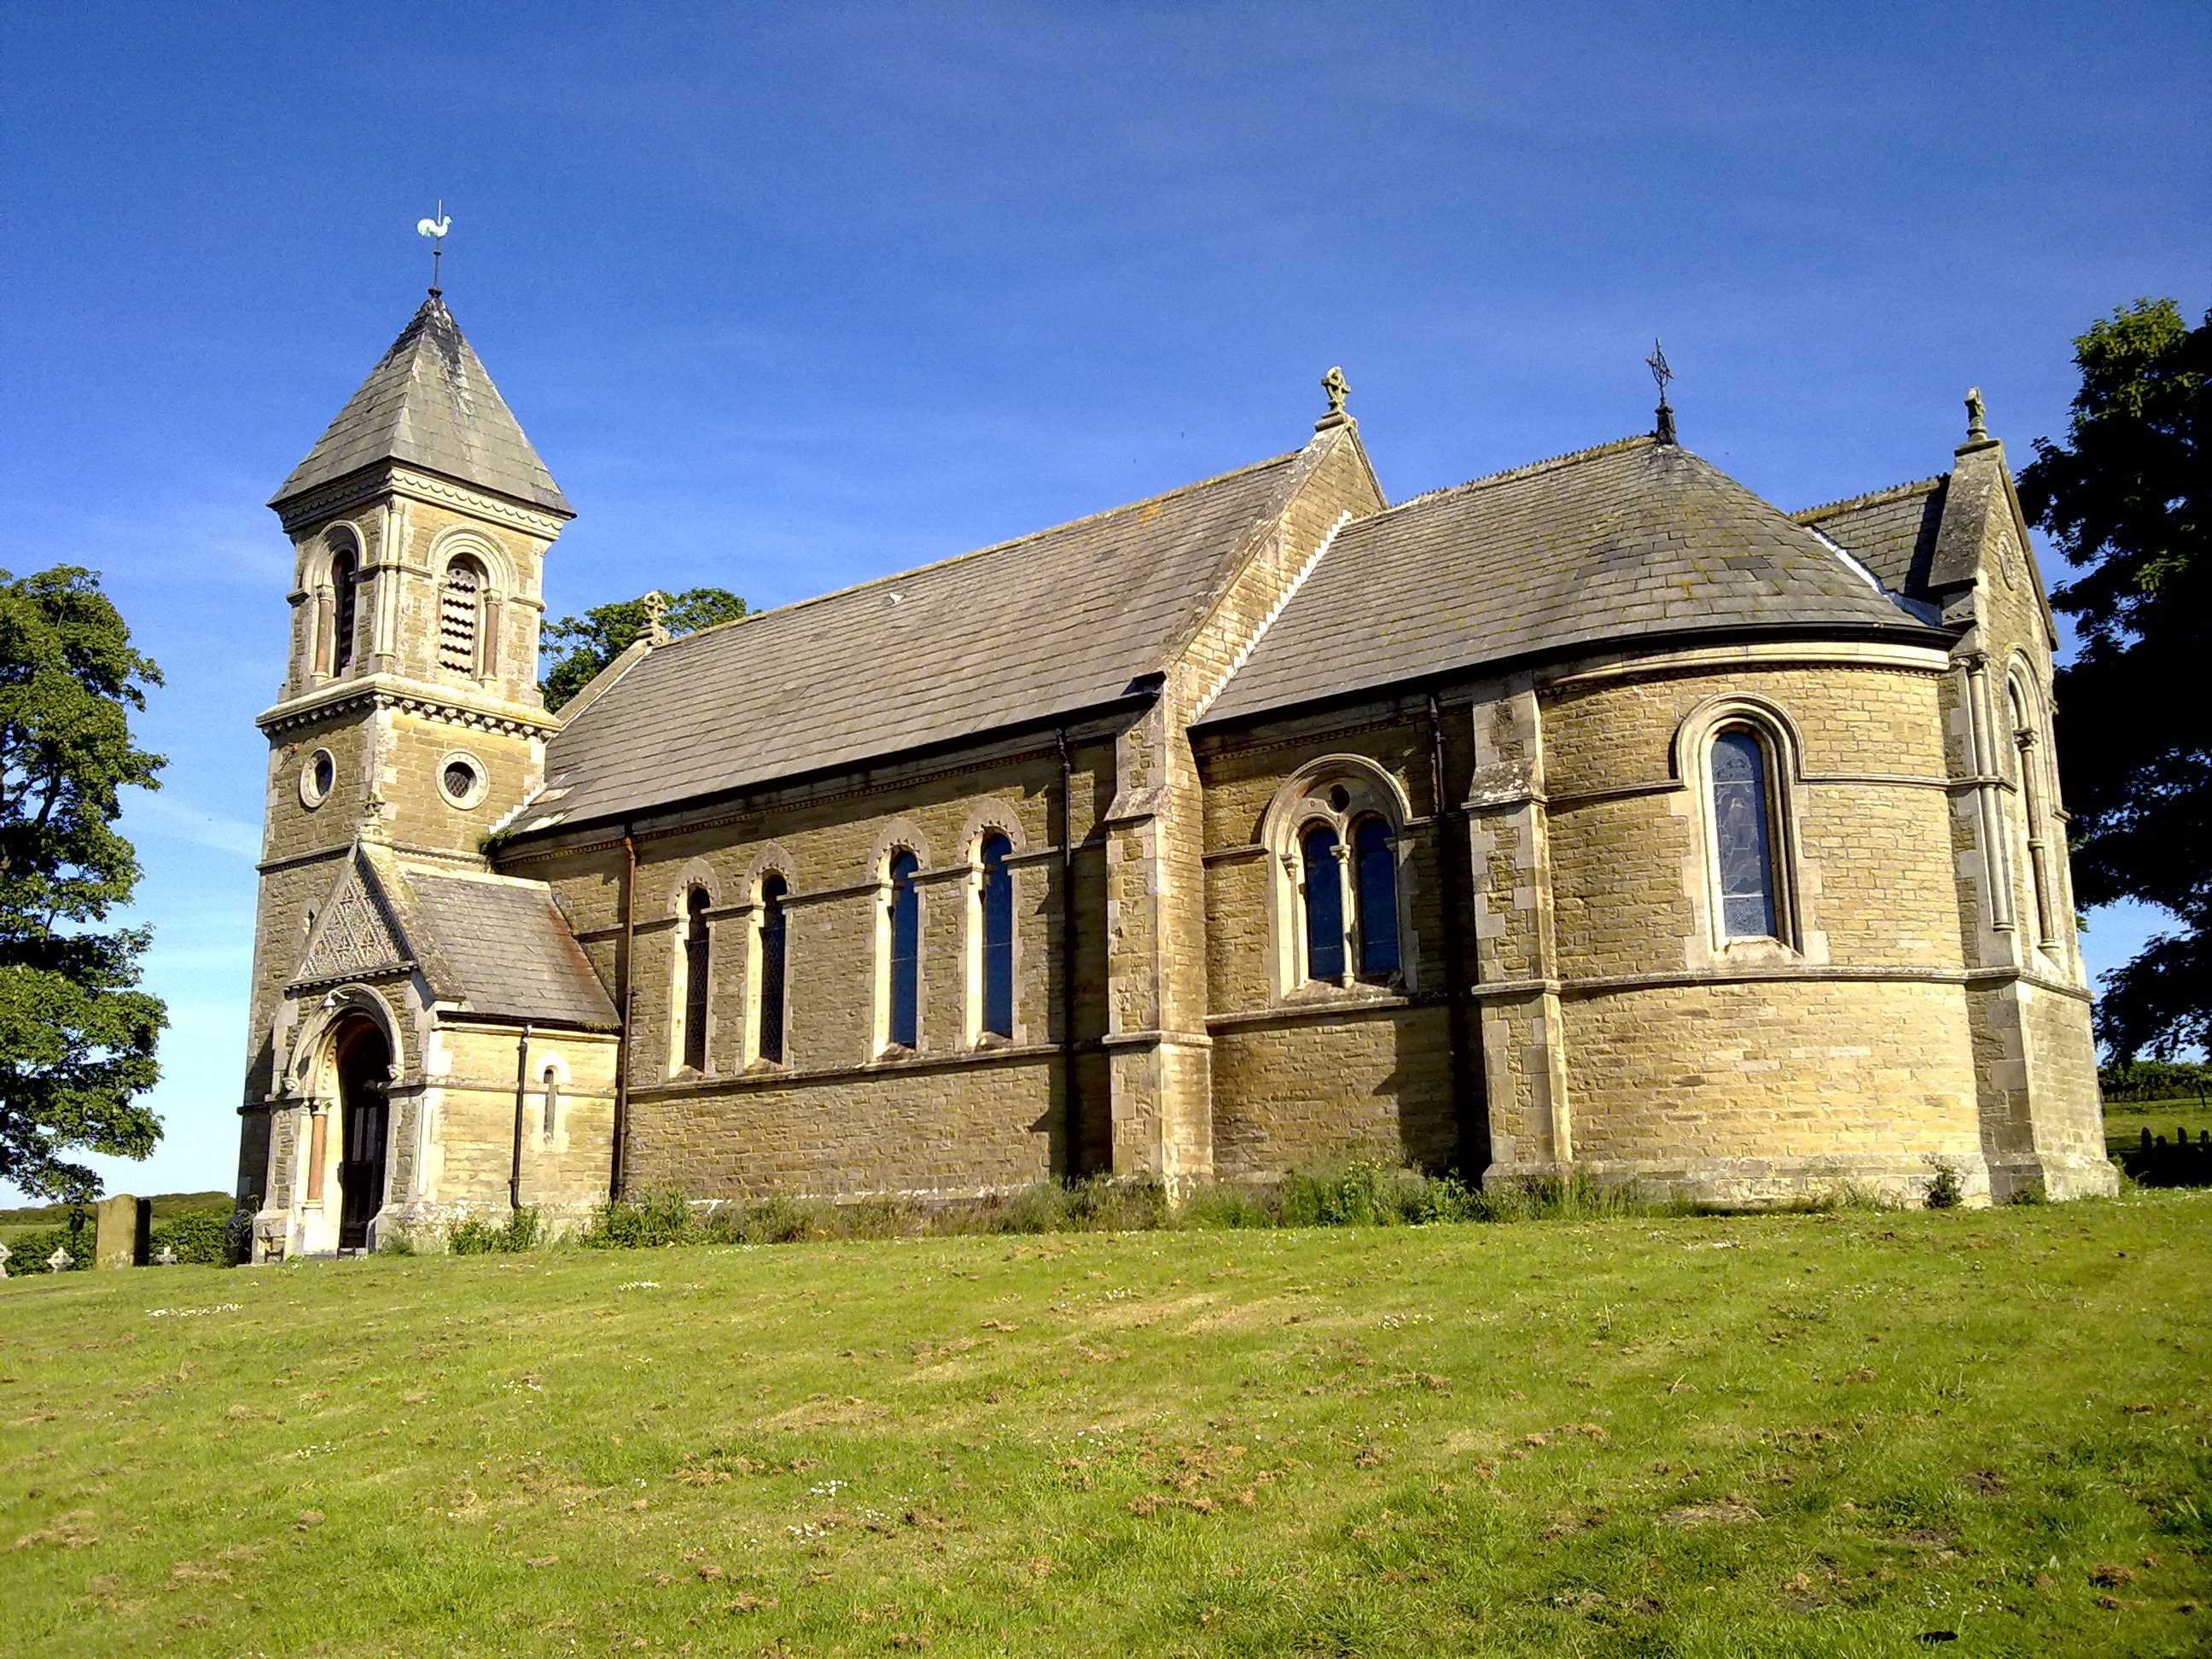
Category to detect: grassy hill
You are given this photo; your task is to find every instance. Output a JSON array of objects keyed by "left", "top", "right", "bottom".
[{"left": 2, "top": 1193, "right": 2207, "bottom": 1657}]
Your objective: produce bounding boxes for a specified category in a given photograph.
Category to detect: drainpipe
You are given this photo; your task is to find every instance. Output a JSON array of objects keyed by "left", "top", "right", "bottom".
[
  {"left": 509, "top": 1022, "right": 533, "bottom": 1212},
  {"left": 1056, "top": 726, "right": 1081, "bottom": 1180},
  {"left": 613, "top": 827, "right": 637, "bottom": 1199},
  {"left": 1428, "top": 691, "right": 1484, "bottom": 1174}
]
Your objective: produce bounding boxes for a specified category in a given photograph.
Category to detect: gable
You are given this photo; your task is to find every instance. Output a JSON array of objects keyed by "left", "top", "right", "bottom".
[{"left": 292, "top": 853, "right": 412, "bottom": 987}]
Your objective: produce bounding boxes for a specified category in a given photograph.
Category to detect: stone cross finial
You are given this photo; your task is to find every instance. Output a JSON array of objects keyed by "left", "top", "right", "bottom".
[
  {"left": 1965, "top": 387, "right": 1988, "bottom": 442},
  {"left": 1321, "top": 367, "right": 1351, "bottom": 416},
  {"left": 48, "top": 1246, "right": 73, "bottom": 1272},
  {"left": 642, "top": 591, "right": 671, "bottom": 646}
]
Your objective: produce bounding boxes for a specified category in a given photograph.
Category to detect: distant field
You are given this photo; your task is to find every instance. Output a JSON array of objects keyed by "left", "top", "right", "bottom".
[{"left": 3, "top": 1192, "right": 2208, "bottom": 1657}]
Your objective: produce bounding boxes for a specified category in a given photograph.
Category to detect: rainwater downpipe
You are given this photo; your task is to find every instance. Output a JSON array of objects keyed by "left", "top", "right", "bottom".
[
  {"left": 613, "top": 826, "right": 637, "bottom": 1199},
  {"left": 1055, "top": 726, "right": 1081, "bottom": 1181},
  {"left": 508, "top": 1022, "right": 533, "bottom": 1212},
  {"left": 1428, "top": 691, "right": 1485, "bottom": 1173}
]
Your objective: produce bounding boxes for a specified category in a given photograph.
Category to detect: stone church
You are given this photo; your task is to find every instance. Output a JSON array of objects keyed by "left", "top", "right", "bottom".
[{"left": 235, "top": 291, "right": 2115, "bottom": 1256}]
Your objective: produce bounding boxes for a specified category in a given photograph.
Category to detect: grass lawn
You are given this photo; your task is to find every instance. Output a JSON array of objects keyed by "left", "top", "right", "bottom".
[{"left": 3, "top": 1193, "right": 2208, "bottom": 1657}]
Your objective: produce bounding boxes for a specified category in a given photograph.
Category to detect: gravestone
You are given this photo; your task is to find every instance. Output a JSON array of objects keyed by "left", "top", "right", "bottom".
[
  {"left": 0, "top": 1239, "right": 10, "bottom": 1278},
  {"left": 95, "top": 1194, "right": 152, "bottom": 1269}
]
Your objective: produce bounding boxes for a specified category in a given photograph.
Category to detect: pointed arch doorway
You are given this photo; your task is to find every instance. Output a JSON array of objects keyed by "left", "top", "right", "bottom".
[{"left": 331, "top": 1017, "right": 392, "bottom": 1250}]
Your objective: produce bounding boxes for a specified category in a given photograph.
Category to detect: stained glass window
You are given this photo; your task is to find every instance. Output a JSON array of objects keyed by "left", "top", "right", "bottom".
[
  {"left": 888, "top": 851, "right": 921, "bottom": 1048},
  {"left": 1712, "top": 728, "right": 1778, "bottom": 939},
  {"left": 1353, "top": 817, "right": 1400, "bottom": 978},
  {"left": 980, "top": 835, "right": 1014, "bottom": 1039},
  {"left": 1303, "top": 824, "right": 1345, "bottom": 981},
  {"left": 758, "top": 875, "right": 788, "bottom": 1063}
]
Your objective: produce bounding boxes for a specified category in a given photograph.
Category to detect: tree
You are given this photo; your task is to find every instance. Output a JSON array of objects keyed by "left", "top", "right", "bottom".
[
  {"left": 538, "top": 587, "right": 750, "bottom": 712},
  {"left": 0, "top": 567, "right": 168, "bottom": 1199},
  {"left": 2017, "top": 298, "right": 2210, "bottom": 1059}
]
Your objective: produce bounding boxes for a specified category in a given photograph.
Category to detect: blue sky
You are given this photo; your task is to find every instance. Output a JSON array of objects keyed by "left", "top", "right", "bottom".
[{"left": 1, "top": 2, "right": 2205, "bottom": 1202}]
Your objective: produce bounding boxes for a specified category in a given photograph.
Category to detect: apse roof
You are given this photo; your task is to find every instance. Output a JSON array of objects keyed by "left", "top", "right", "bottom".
[{"left": 1199, "top": 435, "right": 1951, "bottom": 726}]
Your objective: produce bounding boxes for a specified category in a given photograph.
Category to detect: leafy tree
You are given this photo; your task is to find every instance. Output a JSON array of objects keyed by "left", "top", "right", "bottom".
[
  {"left": 0, "top": 568, "right": 167, "bottom": 1199},
  {"left": 538, "top": 587, "right": 749, "bottom": 712},
  {"left": 2017, "top": 298, "right": 2209, "bottom": 1059}
]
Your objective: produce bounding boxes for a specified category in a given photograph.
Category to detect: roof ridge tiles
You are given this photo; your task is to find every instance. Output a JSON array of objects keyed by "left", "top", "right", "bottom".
[
  {"left": 1790, "top": 474, "right": 1949, "bottom": 522},
  {"left": 1365, "top": 433, "right": 1656, "bottom": 521}
]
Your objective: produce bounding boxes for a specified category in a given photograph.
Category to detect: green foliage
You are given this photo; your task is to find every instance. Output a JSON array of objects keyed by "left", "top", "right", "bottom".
[
  {"left": 0, "top": 566, "right": 167, "bottom": 1201},
  {"left": 6, "top": 1221, "right": 83, "bottom": 1272},
  {"left": 538, "top": 587, "right": 749, "bottom": 712},
  {"left": 449, "top": 1208, "right": 540, "bottom": 1254},
  {"left": 148, "top": 1208, "right": 232, "bottom": 1266},
  {"left": 2100, "top": 1057, "right": 2212, "bottom": 1102},
  {"left": 583, "top": 1189, "right": 698, "bottom": 1249},
  {"left": 1924, "top": 1158, "right": 1965, "bottom": 1209},
  {"left": 2017, "top": 298, "right": 2211, "bottom": 1059}
]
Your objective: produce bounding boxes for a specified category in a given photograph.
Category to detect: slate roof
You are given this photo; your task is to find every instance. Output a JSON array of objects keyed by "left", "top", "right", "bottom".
[
  {"left": 1791, "top": 477, "right": 1948, "bottom": 596},
  {"left": 1199, "top": 436, "right": 1951, "bottom": 727},
  {"left": 400, "top": 866, "right": 620, "bottom": 1028},
  {"left": 527, "top": 449, "right": 1314, "bottom": 830},
  {"left": 272, "top": 297, "right": 573, "bottom": 515},
  {"left": 292, "top": 848, "right": 617, "bottom": 1029}
]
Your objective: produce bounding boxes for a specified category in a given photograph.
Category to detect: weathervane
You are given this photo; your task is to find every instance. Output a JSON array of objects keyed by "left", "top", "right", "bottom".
[
  {"left": 1646, "top": 337, "right": 1676, "bottom": 444},
  {"left": 416, "top": 202, "right": 451, "bottom": 298}
]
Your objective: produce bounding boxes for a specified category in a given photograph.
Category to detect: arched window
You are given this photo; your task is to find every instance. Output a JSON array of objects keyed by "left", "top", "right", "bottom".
[
  {"left": 2009, "top": 679, "right": 2058, "bottom": 949},
  {"left": 1353, "top": 816, "right": 1400, "bottom": 978},
  {"left": 979, "top": 834, "right": 1014, "bottom": 1039},
  {"left": 540, "top": 1063, "right": 560, "bottom": 1144},
  {"left": 757, "top": 874, "right": 788, "bottom": 1064},
  {"left": 329, "top": 548, "right": 358, "bottom": 674},
  {"left": 1301, "top": 824, "right": 1345, "bottom": 981},
  {"left": 1710, "top": 726, "right": 1780, "bottom": 940},
  {"left": 680, "top": 888, "right": 710, "bottom": 1073},
  {"left": 438, "top": 556, "right": 484, "bottom": 673},
  {"left": 886, "top": 851, "right": 921, "bottom": 1050}
]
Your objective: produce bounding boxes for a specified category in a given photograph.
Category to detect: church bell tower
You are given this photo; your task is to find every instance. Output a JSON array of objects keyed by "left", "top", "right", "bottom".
[{"left": 235, "top": 288, "right": 575, "bottom": 1203}]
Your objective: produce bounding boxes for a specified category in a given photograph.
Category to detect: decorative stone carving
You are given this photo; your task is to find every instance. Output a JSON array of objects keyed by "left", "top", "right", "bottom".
[{"left": 298, "top": 864, "right": 408, "bottom": 982}]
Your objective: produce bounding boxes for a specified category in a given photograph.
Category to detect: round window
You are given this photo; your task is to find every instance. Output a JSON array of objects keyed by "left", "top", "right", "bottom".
[
  {"left": 437, "top": 753, "right": 488, "bottom": 810},
  {"left": 299, "top": 748, "right": 337, "bottom": 808},
  {"left": 1328, "top": 785, "right": 1353, "bottom": 812}
]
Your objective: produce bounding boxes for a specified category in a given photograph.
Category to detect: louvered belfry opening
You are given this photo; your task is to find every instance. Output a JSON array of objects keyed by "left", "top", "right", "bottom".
[
  {"left": 439, "top": 557, "right": 484, "bottom": 673},
  {"left": 329, "top": 549, "right": 358, "bottom": 673}
]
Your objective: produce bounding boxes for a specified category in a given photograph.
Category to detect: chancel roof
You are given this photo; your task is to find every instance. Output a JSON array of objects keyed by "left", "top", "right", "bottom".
[
  {"left": 271, "top": 297, "right": 573, "bottom": 515},
  {"left": 530, "top": 448, "right": 1317, "bottom": 830},
  {"left": 292, "top": 847, "right": 616, "bottom": 1030},
  {"left": 1199, "top": 436, "right": 1951, "bottom": 726},
  {"left": 1791, "top": 476, "right": 1949, "bottom": 597}
]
